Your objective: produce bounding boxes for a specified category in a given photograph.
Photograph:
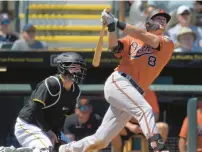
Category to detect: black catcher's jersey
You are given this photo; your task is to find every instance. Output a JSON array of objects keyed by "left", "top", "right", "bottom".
[{"left": 18, "top": 74, "right": 80, "bottom": 135}]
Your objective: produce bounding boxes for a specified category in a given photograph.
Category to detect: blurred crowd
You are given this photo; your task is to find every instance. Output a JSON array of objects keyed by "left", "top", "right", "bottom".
[
  {"left": 0, "top": 1, "right": 202, "bottom": 52},
  {"left": 0, "top": 13, "right": 47, "bottom": 51}
]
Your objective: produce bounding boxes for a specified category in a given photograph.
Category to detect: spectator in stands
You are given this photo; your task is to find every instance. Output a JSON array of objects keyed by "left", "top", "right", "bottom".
[
  {"left": 175, "top": 27, "right": 200, "bottom": 52},
  {"left": 193, "top": 0, "right": 202, "bottom": 27},
  {"left": 0, "top": 13, "right": 18, "bottom": 49},
  {"left": 194, "top": 0, "right": 202, "bottom": 12},
  {"left": 63, "top": 97, "right": 102, "bottom": 142},
  {"left": 111, "top": 89, "right": 169, "bottom": 152},
  {"left": 135, "top": 5, "right": 156, "bottom": 30},
  {"left": 11, "top": 23, "right": 48, "bottom": 51},
  {"left": 167, "top": 5, "right": 202, "bottom": 51},
  {"left": 147, "top": 0, "right": 193, "bottom": 14},
  {"left": 178, "top": 101, "right": 202, "bottom": 152}
]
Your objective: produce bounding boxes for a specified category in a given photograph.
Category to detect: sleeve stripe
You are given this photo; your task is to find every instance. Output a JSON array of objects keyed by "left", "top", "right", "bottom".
[{"left": 33, "top": 98, "right": 46, "bottom": 106}]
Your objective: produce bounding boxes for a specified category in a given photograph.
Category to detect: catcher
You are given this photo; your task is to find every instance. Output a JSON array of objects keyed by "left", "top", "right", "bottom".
[{"left": 14, "top": 52, "right": 87, "bottom": 152}]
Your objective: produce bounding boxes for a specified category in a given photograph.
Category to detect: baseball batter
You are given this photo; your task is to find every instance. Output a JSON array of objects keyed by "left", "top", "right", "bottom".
[
  {"left": 14, "top": 52, "right": 87, "bottom": 152},
  {"left": 59, "top": 9, "right": 174, "bottom": 152}
]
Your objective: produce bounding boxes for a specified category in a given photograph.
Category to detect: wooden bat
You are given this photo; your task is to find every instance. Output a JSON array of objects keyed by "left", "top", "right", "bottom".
[{"left": 92, "top": 8, "right": 111, "bottom": 67}]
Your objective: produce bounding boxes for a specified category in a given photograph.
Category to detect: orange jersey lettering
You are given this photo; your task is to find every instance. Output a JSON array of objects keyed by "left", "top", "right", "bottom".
[{"left": 115, "top": 35, "right": 174, "bottom": 90}]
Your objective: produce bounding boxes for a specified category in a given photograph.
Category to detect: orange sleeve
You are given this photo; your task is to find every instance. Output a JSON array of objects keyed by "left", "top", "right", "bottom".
[
  {"left": 179, "top": 117, "right": 188, "bottom": 139},
  {"left": 144, "top": 90, "right": 159, "bottom": 114},
  {"left": 159, "top": 35, "right": 174, "bottom": 52}
]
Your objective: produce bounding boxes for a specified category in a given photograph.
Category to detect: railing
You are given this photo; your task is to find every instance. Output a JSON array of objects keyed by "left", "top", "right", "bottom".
[{"left": 187, "top": 98, "right": 197, "bottom": 152}]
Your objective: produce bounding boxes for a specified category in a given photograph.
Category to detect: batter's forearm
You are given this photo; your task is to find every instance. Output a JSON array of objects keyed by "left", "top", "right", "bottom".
[
  {"left": 116, "top": 21, "right": 160, "bottom": 48},
  {"left": 108, "top": 31, "right": 118, "bottom": 49},
  {"left": 123, "top": 24, "right": 145, "bottom": 39},
  {"left": 116, "top": 21, "right": 144, "bottom": 38}
]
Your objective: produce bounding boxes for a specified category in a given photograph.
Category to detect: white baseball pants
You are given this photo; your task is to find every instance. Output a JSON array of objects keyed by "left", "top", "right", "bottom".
[
  {"left": 60, "top": 71, "right": 158, "bottom": 152},
  {"left": 14, "top": 118, "right": 52, "bottom": 150}
]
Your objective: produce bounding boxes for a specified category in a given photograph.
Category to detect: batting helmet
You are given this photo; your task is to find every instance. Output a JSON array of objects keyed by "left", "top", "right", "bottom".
[
  {"left": 145, "top": 9, "right": 171, "bottom": 31},
  {"left": 56, "top": 52, "right": 87, "bottom": 84}
]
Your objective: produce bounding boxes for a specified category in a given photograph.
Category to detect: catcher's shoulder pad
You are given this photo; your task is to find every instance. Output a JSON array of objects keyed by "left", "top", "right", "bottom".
[{"left": 45, "top": 76, "right": 60, "bottom": 96}]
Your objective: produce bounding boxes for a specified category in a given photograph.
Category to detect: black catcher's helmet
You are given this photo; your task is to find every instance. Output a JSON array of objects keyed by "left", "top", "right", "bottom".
[
  {"left": 145, "top": 9, "right": 171, "bottom": 31},
  {"left": 56, "top": 52, "right": 87, "bottom": 84}
]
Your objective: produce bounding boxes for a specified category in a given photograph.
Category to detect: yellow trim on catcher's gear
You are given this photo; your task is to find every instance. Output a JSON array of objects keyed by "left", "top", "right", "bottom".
[
  {"left": 33, "top": 99, "right": 46, "bottom": 106},
  {"left": 59, "top": 74, "right": 64, "bottom": 83}
]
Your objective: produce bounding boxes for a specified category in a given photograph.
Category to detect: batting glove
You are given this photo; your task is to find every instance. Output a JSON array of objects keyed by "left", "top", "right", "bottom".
[
  {"left": 101, "top": 9, "right": 118, "bottom": 26},
  {"left": 101, "top": 9, "right": 118, "bottom": 32}
]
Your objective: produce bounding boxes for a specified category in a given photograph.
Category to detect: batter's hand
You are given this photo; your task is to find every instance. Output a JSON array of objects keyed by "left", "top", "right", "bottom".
[
  {"left": 101, "top": 9, "right": 118, "bottom": 26},
  {"left": 46, "top": 130, "right": 59, "bottom": 145}
]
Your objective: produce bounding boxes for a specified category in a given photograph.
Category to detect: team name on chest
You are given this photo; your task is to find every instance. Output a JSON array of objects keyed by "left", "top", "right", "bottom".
[{"left": 130, "top": 41, "right": 155, "bottom": 58}]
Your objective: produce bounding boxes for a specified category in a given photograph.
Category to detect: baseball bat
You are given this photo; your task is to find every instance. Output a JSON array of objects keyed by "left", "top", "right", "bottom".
[{"left": 92, "top": 8, "right": 111, "bottom": 67}]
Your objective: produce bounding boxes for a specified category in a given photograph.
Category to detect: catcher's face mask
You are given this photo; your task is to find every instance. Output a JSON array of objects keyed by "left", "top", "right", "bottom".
[
  {"left": 56, "top": 52, "right": 87, "bottom": 84},
  {"left": 58, "top": 62, "right": 87, "bottom": 84}
]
